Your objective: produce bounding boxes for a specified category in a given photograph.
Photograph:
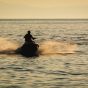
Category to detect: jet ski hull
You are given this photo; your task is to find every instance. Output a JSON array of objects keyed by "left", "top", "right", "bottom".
[{"left": 16, "top": 43, "right": 39, "bottom": 57}]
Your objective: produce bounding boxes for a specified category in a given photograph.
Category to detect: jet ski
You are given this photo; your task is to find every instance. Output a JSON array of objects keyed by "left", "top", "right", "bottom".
[{"left": 16, "top": 41, "right": 39, "bottom": 57}]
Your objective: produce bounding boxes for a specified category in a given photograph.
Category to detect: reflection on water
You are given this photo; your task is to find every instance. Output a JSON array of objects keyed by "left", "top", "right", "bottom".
[
  {"left": 0, "top": 20, "right": 88, "bottom": 88},
  {"left": 0, "top": 54, "right": 88, "bottom": 88}
]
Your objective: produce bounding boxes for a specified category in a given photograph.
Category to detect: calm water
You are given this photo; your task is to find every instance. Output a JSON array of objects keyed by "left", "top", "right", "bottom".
[{"left": 0, "top": 19, "right": 88, "bottom": 88}]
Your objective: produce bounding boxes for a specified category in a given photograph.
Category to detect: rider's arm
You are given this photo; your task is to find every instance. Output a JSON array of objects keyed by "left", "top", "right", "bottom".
[{"left": 31, "top": 35, "right": 36, "bottom": 39}]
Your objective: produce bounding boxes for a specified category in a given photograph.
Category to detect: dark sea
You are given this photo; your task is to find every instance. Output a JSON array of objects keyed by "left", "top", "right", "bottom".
[{"left": 0, "top": 19, "right": 88, "bottom": 88}]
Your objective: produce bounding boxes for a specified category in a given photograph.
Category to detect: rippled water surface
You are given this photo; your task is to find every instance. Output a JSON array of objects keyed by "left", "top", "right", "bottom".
[{"left": 0, "top": 19, "right": 88, "bottom": 88}]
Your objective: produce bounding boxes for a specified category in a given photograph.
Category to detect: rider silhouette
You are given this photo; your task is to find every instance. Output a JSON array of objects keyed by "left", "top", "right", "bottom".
[{"left": 24, "top": 31, "right": 35, "bottom": 44}]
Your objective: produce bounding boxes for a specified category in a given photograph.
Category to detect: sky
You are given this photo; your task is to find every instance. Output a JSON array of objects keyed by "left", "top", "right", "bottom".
[{"left": 0, "top": 0, "right": 88, "bottom": 19}]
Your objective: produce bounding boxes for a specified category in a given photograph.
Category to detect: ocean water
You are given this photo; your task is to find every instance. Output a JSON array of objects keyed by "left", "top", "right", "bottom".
[{"left": 0, "top": 19, "right": 88, "bottom": 88}]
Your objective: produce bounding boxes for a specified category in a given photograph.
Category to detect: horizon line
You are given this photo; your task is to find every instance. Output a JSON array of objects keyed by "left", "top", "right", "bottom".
[{"left": 0, "top": 18, "right": 88, "bottom": 20}]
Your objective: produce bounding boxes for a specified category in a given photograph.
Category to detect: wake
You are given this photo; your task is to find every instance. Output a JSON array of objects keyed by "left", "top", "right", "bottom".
[
  {"left": 0, "top": 37, "right": 19, "bottom": 55},
  {"left": 0, "top": 37, "right": 77, "bottom": 55},
  {"left": 39, "top": 40, "right": 77, "bottom": 55}
]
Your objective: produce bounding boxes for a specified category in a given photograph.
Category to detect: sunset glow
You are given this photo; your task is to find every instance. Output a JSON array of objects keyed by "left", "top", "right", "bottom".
[{"left": 0, "top": 0, "right": 88, "bottom": 19}]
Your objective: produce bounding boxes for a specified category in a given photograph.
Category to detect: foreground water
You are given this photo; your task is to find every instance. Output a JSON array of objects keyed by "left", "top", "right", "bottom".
[{"left": 0, "top": 19, "right": 88, "bottom": 88}]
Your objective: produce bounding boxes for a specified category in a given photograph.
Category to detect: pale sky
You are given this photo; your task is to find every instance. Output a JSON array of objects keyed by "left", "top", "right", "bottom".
[{"left": 0, "top": 0, "right": 88, "bottom": 19}]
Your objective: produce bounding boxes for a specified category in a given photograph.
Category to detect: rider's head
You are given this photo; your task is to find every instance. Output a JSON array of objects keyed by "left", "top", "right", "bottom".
[{"left": 28, "top": 31, "right": 31, "bottom": 34}]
